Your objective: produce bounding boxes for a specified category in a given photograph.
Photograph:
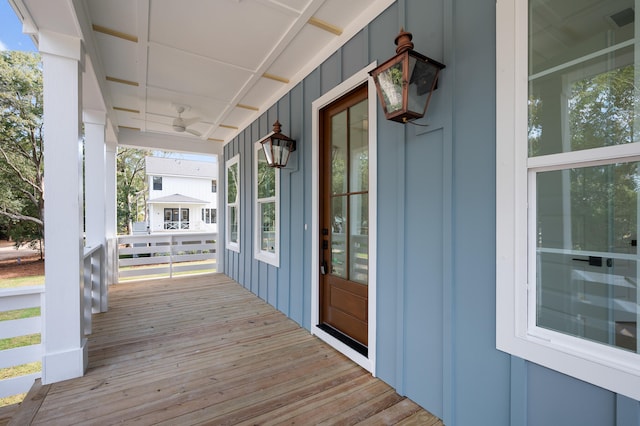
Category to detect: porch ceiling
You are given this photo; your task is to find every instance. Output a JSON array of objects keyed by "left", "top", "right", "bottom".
[{"left": 9, "top": 0, "right": 393, "bottom": 154}]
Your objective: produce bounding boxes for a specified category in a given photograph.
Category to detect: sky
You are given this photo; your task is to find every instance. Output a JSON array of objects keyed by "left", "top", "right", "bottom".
[{"left": 0, "top": 1, "right": 36, "bottom": 52}]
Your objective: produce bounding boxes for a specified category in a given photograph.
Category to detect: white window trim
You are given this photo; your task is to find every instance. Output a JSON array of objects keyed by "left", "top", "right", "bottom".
[
  {"left": 226, "top": 154, "right": 240, "bottom": 253},
  {"left": 496, "top": 0, "right": 640, "bottom": 400},
  {"left": 254, "top": 141, "right": 280, "bottom": 266},
  {"left": 310, "top": 63, "right": 378, "bottom": 374}
]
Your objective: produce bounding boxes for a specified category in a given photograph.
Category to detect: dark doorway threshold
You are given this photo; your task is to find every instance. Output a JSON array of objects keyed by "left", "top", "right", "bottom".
[{"left": 317, "top": 323, "right": 368, "bottom": 357}]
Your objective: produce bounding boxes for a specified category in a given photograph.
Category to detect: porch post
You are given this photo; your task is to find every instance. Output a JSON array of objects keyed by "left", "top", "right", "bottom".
[
  {"left": 40, "top": 30, "right": 87, "bottom": 384},
  {"left": 105, "top": 140, "right": 118, "bottom": 285},
  {"left": 84, "top": 109, "right": 108, "bottom": 311}
]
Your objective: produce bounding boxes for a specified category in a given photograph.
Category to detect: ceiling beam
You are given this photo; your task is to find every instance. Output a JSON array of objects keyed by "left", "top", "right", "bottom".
[
  {"left": 92, "top": 24, "right": 138, "bottom": 42},
  {"left": 308, "top": 17, "right": 342, "bottom": 35}
]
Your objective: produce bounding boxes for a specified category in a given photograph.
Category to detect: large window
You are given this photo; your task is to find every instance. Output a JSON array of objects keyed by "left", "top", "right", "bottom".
[
  {"left": 164, "top": 208, "right": 189, "bottom": 230},
  {"left": 254, "top": 142, "right": 279, "bottom": 265},
  {"left": 226, "top": 155, "right": 240, "bottom": 252},
  {"left": 497, "top": 0, "right": 640, "bottom": 399}
]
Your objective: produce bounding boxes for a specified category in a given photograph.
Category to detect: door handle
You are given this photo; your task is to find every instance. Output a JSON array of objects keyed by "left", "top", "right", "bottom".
[{"left": 321, "top": 260, "right": 328, "bottom": 275}]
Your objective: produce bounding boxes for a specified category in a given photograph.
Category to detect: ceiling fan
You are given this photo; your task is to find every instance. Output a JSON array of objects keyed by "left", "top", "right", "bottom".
[{"left": 170, "top": 105, "right": 201, "bottom": 136}]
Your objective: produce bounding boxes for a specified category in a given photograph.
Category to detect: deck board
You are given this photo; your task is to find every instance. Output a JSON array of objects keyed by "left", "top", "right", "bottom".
[{"left": 15, "top": 274, "right": 442, "bottom": 425}]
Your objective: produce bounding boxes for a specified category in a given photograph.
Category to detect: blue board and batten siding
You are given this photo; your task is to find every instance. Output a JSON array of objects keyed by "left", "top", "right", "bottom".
[{"left": 223, "top": 0, "right": 640, "bottom": 425}]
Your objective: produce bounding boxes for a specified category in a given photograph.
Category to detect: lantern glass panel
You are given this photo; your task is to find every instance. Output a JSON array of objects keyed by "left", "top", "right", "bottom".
[
  {"left": 272, "top": 138, "right": 289, "bottom": 167},
  {"left": 262, "top": 141, "right": 274, "bottom": 165},
  {"left": 407, "top": 55, "right": 439, "bottom": 115},
  {"left": 376, "top": 61, "right": 404, "bottom": 114}
]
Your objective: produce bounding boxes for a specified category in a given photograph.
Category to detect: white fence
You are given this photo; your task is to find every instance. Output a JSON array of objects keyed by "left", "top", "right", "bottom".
[
  {"left": 0, "top": 244, "right": 107, "bottom": 401},
  {"left": 0, "top": 285, "right": 44, "bottom": 399},
  {"left": 117, "top": 233, "right": 217, "bottom": 280}
]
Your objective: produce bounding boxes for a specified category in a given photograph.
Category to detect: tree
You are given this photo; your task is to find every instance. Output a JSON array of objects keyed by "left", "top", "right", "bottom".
[
  {"left": 567, "top": 64, "right": 636, "bottom": 252},
  {"left": 0, "top": 51, "right": 44, "bottom": 254},
  {"left": 117, "top": 147, "right": 149, "bottom": 234}
]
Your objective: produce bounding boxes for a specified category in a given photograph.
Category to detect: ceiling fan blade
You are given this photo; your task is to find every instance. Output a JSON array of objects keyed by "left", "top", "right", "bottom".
[
  {"left": 182, "top": 116, "right": 200, "bottom": 126},
  {"left": 186, "top": 128, "right": 202, "bottom": 137}
]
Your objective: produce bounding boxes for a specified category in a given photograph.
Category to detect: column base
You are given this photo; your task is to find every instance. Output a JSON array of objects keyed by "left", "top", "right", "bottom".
[{"left": 41, "top": 338, "right": 88, "bottom": 385}]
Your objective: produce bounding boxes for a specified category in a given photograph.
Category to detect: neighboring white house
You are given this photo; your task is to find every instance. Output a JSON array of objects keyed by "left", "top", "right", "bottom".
[{"left": 145, "top": 156, "right": 218, "bottom": 233}]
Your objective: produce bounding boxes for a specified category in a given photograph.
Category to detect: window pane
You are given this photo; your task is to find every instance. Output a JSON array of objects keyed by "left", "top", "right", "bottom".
[
  {"left": 528, "top": 1, "right": 636, "bottom": 156},
  {"left": 257, "top": 149, "right": 275, "bottom": 199},
  {"left": 227, "top": 163, "right": 238, "bottom": 204},
  {"left": 260, "top": 201, "right": 276, "bottom": 253},
  {"left": 229, "top": 206, "right": 238, "bottom": 243},
  {"left": 349, "top": 99, "right": 368, "bottom": 193},
  {"left": 349, "top": 193, "right": 368, "bottom": 284},
  {"left": 536, "top": 163, "right": 639, "bottom": 353}
]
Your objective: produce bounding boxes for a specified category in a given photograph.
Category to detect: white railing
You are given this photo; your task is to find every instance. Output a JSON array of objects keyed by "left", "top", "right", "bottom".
[
  {"left": 0, "top": 243, "right": 107, "bottom": 401},
  {"left": 117, "top": 232, "right": 217, "bottom": 280},
  {"left": 164, "top": 221, "right": 190, "bottom": 230},
  {"left": 0, "top": 285, "right": 44, "bottom": 399},
  {"left": 83, "top": 244, "right": 108, "bottom": 335}
]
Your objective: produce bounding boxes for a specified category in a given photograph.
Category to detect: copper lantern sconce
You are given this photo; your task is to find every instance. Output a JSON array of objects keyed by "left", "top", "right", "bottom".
[
  {"left": 260, "top": 120, "right": 296, "bottom": 168},
  {"left": 369, "top": 29, "right": 446, "bottom": 124}
]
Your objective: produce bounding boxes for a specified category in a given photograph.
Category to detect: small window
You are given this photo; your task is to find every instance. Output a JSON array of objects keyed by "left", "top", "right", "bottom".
[
  {"left": 211, "top": 179, "right": 217, "bottom": 193},
  {"left": 254, "top": 142, "right": 279, "bottom": 266},
  {"left": 226, "top": 155, "right": 240, "bottom": 252},
  {"left": 153, "top": 176, "right": 162, "bottom": 190},
  {"left": 201, "top": 208, "right": 217, "bottom": 224}
]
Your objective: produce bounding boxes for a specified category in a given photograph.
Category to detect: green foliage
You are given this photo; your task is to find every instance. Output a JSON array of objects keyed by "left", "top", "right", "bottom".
[
  {"left": 0, "top": 51, "right": 44, "bottom": 251},
  {"left": 117, "top": 147, "right": 149, "bottom": 234}
]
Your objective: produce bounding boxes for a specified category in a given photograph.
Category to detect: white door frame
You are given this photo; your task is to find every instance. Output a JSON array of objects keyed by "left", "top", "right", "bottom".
[{"left": 311, "top": 63, "right": 378, "bottom": 374}]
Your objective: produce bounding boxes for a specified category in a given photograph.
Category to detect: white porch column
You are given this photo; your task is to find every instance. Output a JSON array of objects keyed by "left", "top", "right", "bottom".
[
  {"left": 105, "top": 141, "right": 117, "bottom": 239},
  {"left": 105, "top": 140, "right": 118, "bottom": 285},
  {"left": 84, "top": 109, "right": 108, "bottom": 311},
  {"left": 40, "top": 30, "right": 87, "bottom": 384},
  {"left": 83, "top": 109, "right": 106, "bottom": 247}
]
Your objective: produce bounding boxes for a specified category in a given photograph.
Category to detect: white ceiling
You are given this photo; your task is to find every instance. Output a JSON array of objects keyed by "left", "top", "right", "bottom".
[{"left": 11, "top": 0, "right": 394, "bottom": 153}]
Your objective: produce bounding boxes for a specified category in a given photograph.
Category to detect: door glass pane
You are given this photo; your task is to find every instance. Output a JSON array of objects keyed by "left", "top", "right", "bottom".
[
  {"left": 331, "top": 195, "right": 347, "bottom": 278},
  {"left": 349, "top": 193, "right": 368, "bottom": 284},
  {"left": 528, "top": 0, "right": 636, "bottom": 156},
  {"left": 331, "top": 110, "right": 348, "bottom": 195},
  {"left": 536, "top": 162, "right": 639, "bottom": 352},
  {"left": 349, "top": 99, "right": 368, "bottom": 193}
]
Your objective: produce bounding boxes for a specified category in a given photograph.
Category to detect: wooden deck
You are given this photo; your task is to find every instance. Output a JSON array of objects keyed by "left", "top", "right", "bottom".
[{"left": 12, "top": 274, "right": 442, "bottom": 425}]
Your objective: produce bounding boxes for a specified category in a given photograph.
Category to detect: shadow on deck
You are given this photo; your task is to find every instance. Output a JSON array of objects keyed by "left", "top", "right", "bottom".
[{"left": 11, "top": 274, "right": 442, "bottom": 425}]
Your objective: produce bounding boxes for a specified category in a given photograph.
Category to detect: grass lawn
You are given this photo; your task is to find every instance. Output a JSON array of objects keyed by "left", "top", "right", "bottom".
[
  {"left": 0, "top": 277, "right": 43, "bottom": 407},
  {"left": 0, "top": 275, "right": 44, "bottom": 289}
]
